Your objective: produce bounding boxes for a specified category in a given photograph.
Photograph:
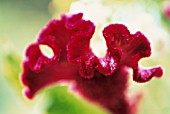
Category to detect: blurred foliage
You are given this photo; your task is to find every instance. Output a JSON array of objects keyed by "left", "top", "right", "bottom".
[
  {"left": 0, "top": 0, "right": 170, "bottom": 114},
  {"left": 3, "top": 51, "right": 22, "bottom": 94},
  {"left": 0, "top": 0, "right": 50, "bottom": 114},
  {"left": 45, "top": 85, "right": 108, "bottom": 114},
  {"left": 0, "top": 0, "right": 51, "bottom": 51}
]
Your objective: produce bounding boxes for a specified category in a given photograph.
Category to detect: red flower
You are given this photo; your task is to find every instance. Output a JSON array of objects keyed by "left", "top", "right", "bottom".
[{"left": 21, "top": 13, "right": 163, "bottom": 114}]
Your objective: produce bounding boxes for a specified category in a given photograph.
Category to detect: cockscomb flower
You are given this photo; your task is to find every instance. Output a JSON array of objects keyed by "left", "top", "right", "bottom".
[{"left": 21, "top": 13, "right": 163, "bottom": 114}]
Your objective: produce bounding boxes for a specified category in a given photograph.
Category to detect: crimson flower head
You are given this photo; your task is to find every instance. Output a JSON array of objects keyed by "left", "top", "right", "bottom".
[{"left": 21, "top": 13, "right": 163, "bottom": 114}]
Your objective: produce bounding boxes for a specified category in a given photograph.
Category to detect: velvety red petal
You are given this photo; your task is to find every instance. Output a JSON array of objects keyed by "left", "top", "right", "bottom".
[
  {"left": 96, "top": 49, "right": 121, "bottom": 76},
  {"left": 67, "top": 33, "right": 97, "bottom": 79},
  {"left": 75, "top": 66, "right": 131, "bottom": 114},
  {"left": 67, "top": 34, "right": 95, "bottom": 64},
  {"left": 128, "top": 32, "right": 151, "bottom": 67},
  {"left": 133, "top": 66, "right": 163, "bottom": 83},
  {"left": 103, "top": 24, "right": 130, "bottom": 49},
  {"left": 67, "top": 24, "right": 123, "bottom": 78},
  {"left": 103, "top": 24, "right": 151, "bottom": 66},
  {"left": 21, "top": 13, "right": 94, "bottom": 99},
  {"left": 102, "top": 24, "right": 162, "bottom": 83},
  {"left": 65, "top": 13, "right": 83, "bottom": 29},
  {"left": 21, "top": 61, "right": 78, "bottom": 99},
  {"left": 67, "top": 33, "right": 121, "bottom": 78},
  {"left": 25, "top": 43, "right": 59, "bottom": 73},
  {"left": 78, "top": 56, "right": 96, "bottom": 79},
  {"left": 38, "top": 19, "right": 69, "bottom": 61},
  {"left": 65, "top": 13, "right": 95, "bottom": 36},
  {"left": 21, "top": 43, "right": 78, "bottom": 99}
]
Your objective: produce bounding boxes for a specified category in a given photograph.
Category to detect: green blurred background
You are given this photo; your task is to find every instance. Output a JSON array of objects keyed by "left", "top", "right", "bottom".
[{"left": 0, "top": 0, "right": 170, "bottom": 114}]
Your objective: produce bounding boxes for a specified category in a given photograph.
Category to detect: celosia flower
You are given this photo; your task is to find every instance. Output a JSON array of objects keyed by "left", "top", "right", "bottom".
[{"left": 21, "top": 13, "right": 163, "bottom": 114}]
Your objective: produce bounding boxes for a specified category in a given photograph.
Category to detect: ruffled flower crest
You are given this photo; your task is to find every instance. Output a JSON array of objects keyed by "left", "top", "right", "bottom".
[{"left": 21, "top": 13, "right": 163, "bottom": 114}]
